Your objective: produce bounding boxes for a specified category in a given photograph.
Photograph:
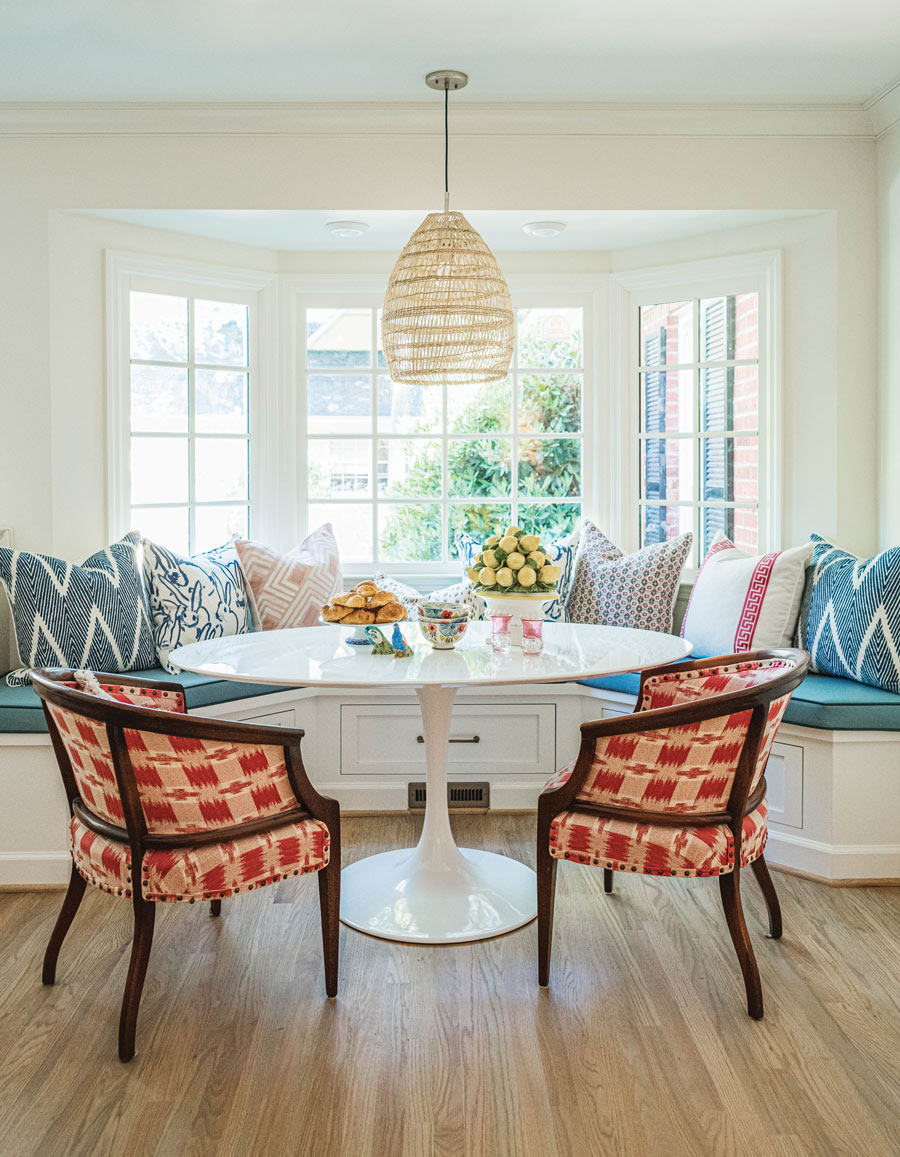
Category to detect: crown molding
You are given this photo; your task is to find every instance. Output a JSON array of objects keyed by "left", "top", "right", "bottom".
[
  {"left": 866, "top": 74, "right": 900, "bottom": 138},
  {"left": 0, "top": 100, "right": 876, "bottom": 139}
]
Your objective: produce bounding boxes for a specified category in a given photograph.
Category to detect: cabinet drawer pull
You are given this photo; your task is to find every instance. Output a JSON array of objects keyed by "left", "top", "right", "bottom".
[{"left": 417, "top": 734, "right": 480, "bottom": 744}]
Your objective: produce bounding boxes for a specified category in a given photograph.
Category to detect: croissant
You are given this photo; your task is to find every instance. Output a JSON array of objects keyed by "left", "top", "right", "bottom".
[
  {"left": 332, "top": 593, "right": 366, "bottom": 608},
  {"left": 343, "top": 608, "right": 376, "bottom": 625},
  {"left": 366, "top": 590, "right": 394, "bottom": 608},
  {"left": 353, "top": 582, "right": 378, "bottom": 597},
  {"left": 321, "top": 604, "right": 352, "bottom": 622},
  {"left": 375, "top": 602, "right": 406, "bottom": 623}
]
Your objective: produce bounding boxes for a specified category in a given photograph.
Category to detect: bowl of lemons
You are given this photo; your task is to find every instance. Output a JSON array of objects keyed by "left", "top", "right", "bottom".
[{"left": 465, "top": 525, "right": 562, "bottom": 646}]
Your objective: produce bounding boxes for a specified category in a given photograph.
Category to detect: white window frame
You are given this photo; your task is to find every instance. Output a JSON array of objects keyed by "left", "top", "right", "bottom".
[
  {"left": 106, "top": 251, "right": 280, "bottom": 550},
  {"left": 609, "top": 251, "right": 782, "bottom": 573},
  {"left": 287, "top": 274, "right": 602, "bottom": 582}
]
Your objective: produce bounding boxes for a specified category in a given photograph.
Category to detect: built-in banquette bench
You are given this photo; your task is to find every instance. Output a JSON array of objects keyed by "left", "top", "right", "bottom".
[{"left": 2, "top": 660, "right": 900, "bottom": 888}]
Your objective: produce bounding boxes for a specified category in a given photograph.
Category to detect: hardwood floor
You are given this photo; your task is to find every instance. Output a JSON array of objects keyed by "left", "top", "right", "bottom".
[{"left": 1, "top": 814, "right": 900, "bottom": 1156}]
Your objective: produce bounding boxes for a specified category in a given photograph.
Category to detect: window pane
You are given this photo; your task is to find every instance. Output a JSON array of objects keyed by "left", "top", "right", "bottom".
[
  {"left": 700, "top": 437, "right": 757, "bottom": 504},
  {"left": 378, "top": 439, "right": 442, "bottom": 498},
  {"left": 641, "top": 504, "right": 695, "bottom": 549},
  {"left": 307, "top": 308, "right": 372, "bottom": 369},
  {"left": 448, "top": 503, "right": 512, "bottom": 559},
  {"left": 641, "top": 438, "right": 695, "bottom": 504},
  {"left": 378, "top": 504, "right": 442, "bottom": 562},
  {"left": 195, "top": 300, "right": 248, "bottom": 366},
  {"left": 308, "top": 438, "right": 371, "bottom": 498},
  {"left": 195, "top": 505, "right": 249, "bottom": 553},
  {"left": 307, "top": 373, "right": 371, "bottom": 435},
  {"left": 195, "top": 438, "right": 248, "bottom": 502},
  {"left": 735, "top": 293, "right": 759, "bottom": 361},
  {"left": 130, "top": 365, "right": 188, "bottom": 433},
  {"left": 377, "top": 376, "right": 442, "bottom": 434},
  {"left": 640, "top": 369, "right": 694, "bottom": 434},
  {"left": 517, "top": 502, "right": 581, "bottom": 543},
  {"left": 518, "top": 438, "right": 581, "bottom": 498},
  {"left": 131, "top": 437, "right": 188, "bottom": 505},
  {"left": 730, "top": 505, "right": 758, "bottom": 555},
  {"left": 639, "top": 301, "right": 693, "bottom": 366},
  {"left": 447, "top": 379, "right": 511, "bottom": 434},
  {"left": 196, "top": 370, "right": 248, "bottom": 434},
  {"left": 130, "top": 292, "right": 187, "bottom": 362},
  {"left": 517, "top": 308, "right": 583, "bottom": 369},
  {"left": 732, "top": 364, "right": 758, "bottom": 431},
  {"left": 376, "top": 309, "right": 387, "bottom": 370},
  {"left": 130, "top": 506, "right": 189, "bottom": 554},
  {"left": 308, "top": 503, "right": 373, "bottom": 563},
  {"left": 699, "top": 296, "right": 734, "bottom": 362},
  {"left": 447, "top": 439, "right": 512, "bottom": 498},
  {"left": 518, "top": 374, "right": 582, "bottom": 434}
]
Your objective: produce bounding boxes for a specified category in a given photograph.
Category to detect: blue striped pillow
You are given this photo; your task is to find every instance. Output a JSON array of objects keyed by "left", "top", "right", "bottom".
[
  {"left": 797, "top": 533, "right": 900, "bottom": 693},
  {"left": 0, "top": 532, "right": 156, "bottom": 686}
]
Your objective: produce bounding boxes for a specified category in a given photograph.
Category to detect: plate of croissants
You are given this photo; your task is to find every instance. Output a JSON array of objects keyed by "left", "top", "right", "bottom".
[{"left": 321, "top": 582, "right": 408, "bottom": 644}]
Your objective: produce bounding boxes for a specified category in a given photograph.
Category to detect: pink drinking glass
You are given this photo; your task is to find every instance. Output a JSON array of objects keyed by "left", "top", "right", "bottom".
[
  {"left": 521, "top": 618, "right": 544, "bottom": 654},
  {"left": 491, "top": 613, "right": 512, "bottom": 652}
]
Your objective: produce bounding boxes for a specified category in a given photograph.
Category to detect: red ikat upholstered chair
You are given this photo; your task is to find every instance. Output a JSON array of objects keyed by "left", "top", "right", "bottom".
[
  {"left": 537, "top": 649, "right": 809, "bottom": 1019},
  {"left": 32, "top": 669, "right": 340, "bottom": 1062}
]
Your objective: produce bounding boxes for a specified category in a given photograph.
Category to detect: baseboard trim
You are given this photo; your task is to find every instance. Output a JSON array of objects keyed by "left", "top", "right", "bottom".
[
  {"left": 768, "top": 862, "right": 900, "bottom": 888},
  {"left": 0, "top": 852, "right": 71, "bottom": 889},
  {"left": 766, "top": 828, "right": 900, "bottom": 882}
]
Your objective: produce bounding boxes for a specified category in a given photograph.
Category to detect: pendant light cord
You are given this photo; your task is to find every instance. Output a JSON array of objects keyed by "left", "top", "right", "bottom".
[{"left": 443, "top": 82, "right": 450, "bottom": 212}]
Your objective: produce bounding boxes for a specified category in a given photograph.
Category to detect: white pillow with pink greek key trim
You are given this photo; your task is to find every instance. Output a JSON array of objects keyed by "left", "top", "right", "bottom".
[
  {"left": 681, "top": 533, "right": 814, "bottom": 655},
  {"left": 233, "top": 524, "right": 341, "bottom": 631}
]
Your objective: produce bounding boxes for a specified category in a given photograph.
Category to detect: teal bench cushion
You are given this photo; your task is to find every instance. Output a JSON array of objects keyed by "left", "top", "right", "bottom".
[
  {"left": 0, "top": 668, "right": 299, "bottom": 734},
  {"left": 578, "top": 671, "right": 900, "bottom": 731}
]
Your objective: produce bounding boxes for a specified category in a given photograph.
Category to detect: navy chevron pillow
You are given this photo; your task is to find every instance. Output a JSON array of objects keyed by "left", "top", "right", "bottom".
[
  {"left": 0, "top": 532, "right": 156, "bottom": 686},
  {"left": 797, "top": 533, "right": 900, "bottom": 693}
]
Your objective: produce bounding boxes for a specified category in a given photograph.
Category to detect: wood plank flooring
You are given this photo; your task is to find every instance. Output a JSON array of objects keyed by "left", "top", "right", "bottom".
[{"left": 1, "top": 814, "right": 900, "bottom": 1157}]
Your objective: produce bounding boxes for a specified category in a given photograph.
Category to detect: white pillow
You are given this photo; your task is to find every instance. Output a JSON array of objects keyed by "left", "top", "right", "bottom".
[{"left": 681, "top": 533, "right": 814, "bottom": 656}]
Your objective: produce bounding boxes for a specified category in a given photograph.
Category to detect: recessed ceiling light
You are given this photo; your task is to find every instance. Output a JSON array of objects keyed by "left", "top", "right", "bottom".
[
  {"left": 325, "top": 220, "right": 370, "bottom": 238},
  {"left": 522, "top": 221, "right": 566, "bottom": 238}
]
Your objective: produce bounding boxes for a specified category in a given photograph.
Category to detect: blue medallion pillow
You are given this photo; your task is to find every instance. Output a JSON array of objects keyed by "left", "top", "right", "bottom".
[
  {"left": 142, "top": 539, "right": 251, "bottom": 673},
  {"left": 455, "top": 529, "right": 580, "bottom": 622},
  {"left": 0, "top": 531, "right": 156, "bottom": 686},
  {"left": 797, "top": 533, "right": 900, "bottom": 693}
]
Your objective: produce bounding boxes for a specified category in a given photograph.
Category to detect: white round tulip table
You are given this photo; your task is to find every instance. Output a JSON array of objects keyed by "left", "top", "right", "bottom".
[{"left": 170, "top": 621, "right": 692, "bottom": 945}]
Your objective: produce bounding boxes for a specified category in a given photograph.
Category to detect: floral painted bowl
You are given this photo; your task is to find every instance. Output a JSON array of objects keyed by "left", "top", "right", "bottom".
[
  {"left": 417, "top": 615, "right": 469, "bottom": 649},
  {"left": 416, "top": 600, "right": 468, "bottom": 621}
]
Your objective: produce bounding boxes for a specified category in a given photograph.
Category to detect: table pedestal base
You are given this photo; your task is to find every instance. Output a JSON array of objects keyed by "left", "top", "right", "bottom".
[
  {"left": 340, "top": 683, "right": 537, "bottom": 944},
  {"left": 340, "top": 844, "right": 537, "bottom": 943}
]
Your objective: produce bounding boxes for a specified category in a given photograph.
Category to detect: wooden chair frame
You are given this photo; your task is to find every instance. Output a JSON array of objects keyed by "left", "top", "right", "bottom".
[
  {"left": 537, "top": 649, "right": 810, "bottom": 1018},
  {"left": 32, "top": 668, "right": 341, "bottom": 1062}
]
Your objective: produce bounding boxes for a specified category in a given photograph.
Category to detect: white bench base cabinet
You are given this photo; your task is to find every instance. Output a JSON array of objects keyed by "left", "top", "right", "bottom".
[{"left": 3, "top": 683, "right": 899, "bottom": 887}]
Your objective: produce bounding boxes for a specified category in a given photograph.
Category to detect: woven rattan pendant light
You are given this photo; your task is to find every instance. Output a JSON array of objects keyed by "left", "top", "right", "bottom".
[{"left": 382, "top": 71, "right": 514, "bottom": 385}]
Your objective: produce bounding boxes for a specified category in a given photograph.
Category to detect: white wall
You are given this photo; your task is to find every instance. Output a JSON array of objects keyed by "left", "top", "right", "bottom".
[
  {"left": 878, "top": 122, "right": 900, "bottom": 547},
  {"left": 0, "top": 125, "right": 880, "bottom": 570}
]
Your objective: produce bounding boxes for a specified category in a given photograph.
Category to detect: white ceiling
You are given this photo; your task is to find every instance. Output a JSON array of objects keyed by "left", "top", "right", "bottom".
[
  {"left": 78, "top": 208, "right": 815, "bottom": 252},
  {"left": 3, "top": 0, "right": 900, "bottom": 104}
]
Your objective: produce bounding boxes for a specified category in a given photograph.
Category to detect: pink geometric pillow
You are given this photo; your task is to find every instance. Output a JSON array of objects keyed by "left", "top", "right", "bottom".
[
  {"left": 233, "top": 524, "right": 341, "bottom": 631},
  {"left": 566, "top": 523, "right": 692, "bottom": 633}
]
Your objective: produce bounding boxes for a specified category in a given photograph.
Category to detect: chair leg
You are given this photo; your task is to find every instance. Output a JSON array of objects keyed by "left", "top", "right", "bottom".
[
  {"left": 42, "top": 864, "right": 87, "bottom": 986},
  {"left": 603, "top": 868, "right": 614, "bottom": 894},
  {"left": 537, "top": 847, "right": 558, "bottom": 988},
  {"left": 317, "top": 862, "right": 340, "bottom": 999},
  {"left": 209, "top": 899, "right": 222, "bottom": 917},
  {"left": 750, "top": 855, "right": 782, "bottom": 939},
  {"left": 718, "top": 871, "right": 764, "bottom": 1020},
  {"left": 118, "top": 896, "right": 156, "bottom": 1062}
]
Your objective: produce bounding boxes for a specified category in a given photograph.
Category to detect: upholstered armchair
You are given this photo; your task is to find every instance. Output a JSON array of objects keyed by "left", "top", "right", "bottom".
[
  {"left": 32, "top": 669, "right": 340, "bottom": 1061},
  {"left": 537, "top": 650, "right": 809, "bottom": 1019}
]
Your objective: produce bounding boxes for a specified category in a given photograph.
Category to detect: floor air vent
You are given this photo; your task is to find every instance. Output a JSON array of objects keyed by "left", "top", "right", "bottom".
[{"left": 407, "top": 782, "right": 490, "bottom": 811}]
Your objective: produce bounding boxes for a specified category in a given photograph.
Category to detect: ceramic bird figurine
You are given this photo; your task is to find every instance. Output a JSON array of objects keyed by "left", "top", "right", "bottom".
[
  {"left": 391, "top": 621, "right": 413, "bottom": 657},
  {"left": 365, "top": 626, "right": 395, "bottom": 655}
]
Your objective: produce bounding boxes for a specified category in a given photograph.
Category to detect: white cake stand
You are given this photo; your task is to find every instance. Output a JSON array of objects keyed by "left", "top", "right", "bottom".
[{"left": 170, "top": 622, "right": 692, "bottom": 944}]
